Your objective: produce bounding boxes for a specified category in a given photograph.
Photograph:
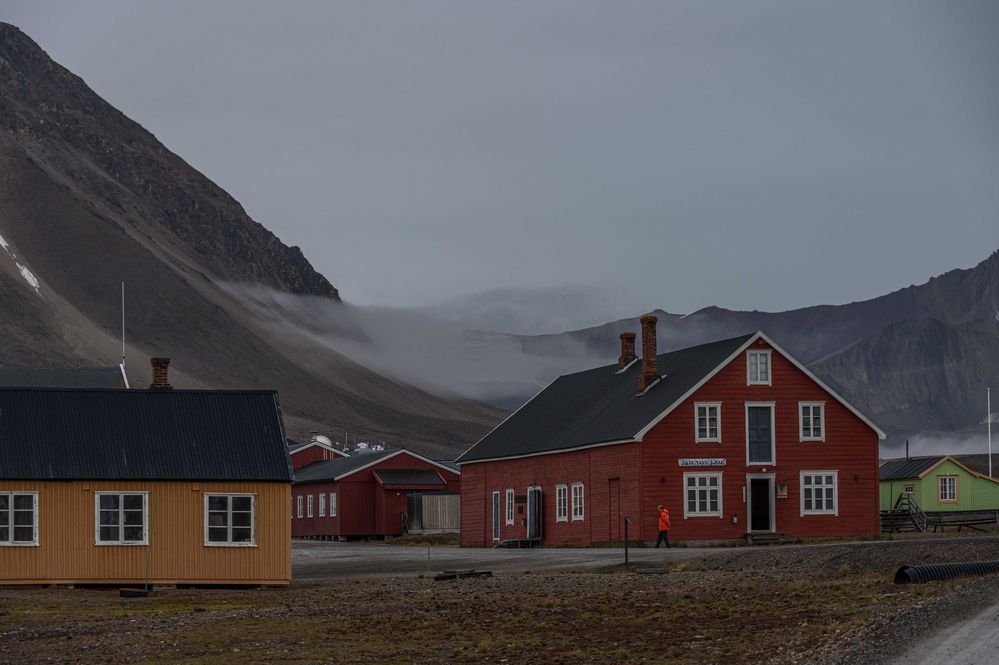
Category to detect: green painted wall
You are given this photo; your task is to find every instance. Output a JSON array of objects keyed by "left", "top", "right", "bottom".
[{"left": 880, "top": 460, "right": 999, "bottom": 512}]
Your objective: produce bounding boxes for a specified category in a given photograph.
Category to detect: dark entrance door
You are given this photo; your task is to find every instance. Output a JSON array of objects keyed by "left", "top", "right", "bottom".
[
  {"left": 750, "top": 478, "right": 771, "bottom": 532},
  {"left": 526, "top": 487, "right": 543, "bottom": 541},
  {"left": 608, "top": 478, "right": 620, "bottom": 541},
  {"left": 747, "top": 406, "right": 773, "bottom": 464}
]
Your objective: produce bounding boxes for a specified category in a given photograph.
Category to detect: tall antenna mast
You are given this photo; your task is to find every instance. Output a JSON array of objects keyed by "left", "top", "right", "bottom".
[
  {"left": 989, "top": 387, "right": 993, "bottom": 478},
  {"left": 121, "top": 281, "right": 126, "bottom": 367}
]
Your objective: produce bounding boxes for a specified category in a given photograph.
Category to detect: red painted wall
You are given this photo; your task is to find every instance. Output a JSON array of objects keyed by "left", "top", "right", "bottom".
[
  {"left": 460, "top": 338, "right": 880, "bottom": 546},
  {"left": 290, "top": 444, "right": 348, "bottom": 471},
  {"left": 293, "top": 452, "right": 460, "bottom": 538}
]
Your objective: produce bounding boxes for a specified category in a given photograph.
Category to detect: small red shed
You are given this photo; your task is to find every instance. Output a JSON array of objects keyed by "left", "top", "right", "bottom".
[
  {"left": 288, "top": 434, "right": 349, "bottom": 471},
  {"left": 292, "top": 448, "right": 460, "bottom": 539},
  {"left": 457, "top": 318, "right": 886, "bottom": 547}
]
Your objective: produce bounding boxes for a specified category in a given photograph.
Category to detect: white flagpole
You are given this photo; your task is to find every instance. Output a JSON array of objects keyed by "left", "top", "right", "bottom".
[{"left": 989, "top": 387, "right": 993, "bottom": 478}]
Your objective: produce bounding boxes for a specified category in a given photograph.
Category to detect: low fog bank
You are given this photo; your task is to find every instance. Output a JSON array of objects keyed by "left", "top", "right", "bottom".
[{"left": 226, "top": 284, "right": 608, "bottom": 407}]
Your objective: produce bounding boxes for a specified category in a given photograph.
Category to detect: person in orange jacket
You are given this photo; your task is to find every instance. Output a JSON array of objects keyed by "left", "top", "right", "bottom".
[{"left": 655, "top": 505, "right": 671, "bottom": 548}]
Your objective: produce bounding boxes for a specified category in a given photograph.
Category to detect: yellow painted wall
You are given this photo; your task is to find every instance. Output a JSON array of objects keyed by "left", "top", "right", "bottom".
[{"left": 0, "top": 481, "right": 291, "bottom": 585}]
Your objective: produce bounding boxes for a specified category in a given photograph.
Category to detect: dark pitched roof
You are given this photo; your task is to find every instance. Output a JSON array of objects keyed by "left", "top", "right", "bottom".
[
  {"left": 0, "top": 388, "right": 292, "bottom": 481},
  {"left": 0, "top": 367, "right": 125, "bottom": 389},
  {"left": 456, "top": 333, "right": 755, "bottom": 463},
  {"left": 293, "top": 449, "right": 396, "bottom": 484},
  {"left": 951, "top": 454, "right": 999, "bottom": 479},
  {"left": 879, "top": 457, "right": 943, "bottom": 481},
  {"left": 374, "top": 469, "right": 445, "bottom": 486}
]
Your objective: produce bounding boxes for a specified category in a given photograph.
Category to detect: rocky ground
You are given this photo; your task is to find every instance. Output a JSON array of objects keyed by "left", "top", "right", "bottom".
[{"left": 1, "top": 537, "right": 997, "bottom": 664}]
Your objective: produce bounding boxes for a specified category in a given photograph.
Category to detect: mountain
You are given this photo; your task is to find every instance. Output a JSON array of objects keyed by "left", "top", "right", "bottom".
[
  {"left": 497, "top": 250, "right": 999, "bottom": 447},
  {"left": 0, "top": 23, "right": 502, "bottom": 456}
]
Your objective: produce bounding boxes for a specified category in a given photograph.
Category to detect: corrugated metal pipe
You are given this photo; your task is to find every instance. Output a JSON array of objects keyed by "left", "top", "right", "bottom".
[{"left": 894, "top": 561, "right": 999, "bottom": 584}]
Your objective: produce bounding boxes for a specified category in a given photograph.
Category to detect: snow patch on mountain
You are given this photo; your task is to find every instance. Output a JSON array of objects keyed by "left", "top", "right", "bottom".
[{"left": 0, "top": 232, "right": 42, "bottom": 295}]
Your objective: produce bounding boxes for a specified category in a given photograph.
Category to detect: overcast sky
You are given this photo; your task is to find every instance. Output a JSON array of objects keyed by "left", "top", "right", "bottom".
[{"left": 4, "top": 1, "right": 998, "bottom": 326}]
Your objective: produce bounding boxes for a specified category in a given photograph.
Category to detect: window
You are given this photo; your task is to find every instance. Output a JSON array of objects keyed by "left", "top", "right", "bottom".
[
  {"left": 205, "top": 494, "right": 255, "bottom": 546},
  {"left": 801, "top": 472, "right": 837, "bottom": 515},
  {"left": 555, "top": 484, "right": 568, "bottom": 522},
  {"left": 684, "top": 474, "right": 722, "bottom": 517},
  {"left": 747, "top": 350, "right": 772, "bottom": 385},
  {"left": 307, "top": 495, "right": 314, "bottom": 518},
  {"left": 799, "top": 402, "right": 825, "bottom": 441},
  {"left": 695, "top": 403, "right": 721, "bottom": 442},
  {"left": 903, "top": 484, "right": 914, "bottom": 495},
  {"left": 329, "top": 492, "right": 337, "bottom": 517},
  {"left": 319, "top": 493, "right": 326, "bottom": 517},
  {"left": 938, "top": 476, "right": 957, "bottom": 502},
  {"left": 95, "top": 492, "right": 147, "bottom": 545},
  {"left": 746, "top": 403, "right": 775, "bottom": 465},
  {"left": 492, "top": 491, "right": 501, "bottom": 541},
  {"left": 571, "top": 483, "right": 585, "bottom": 521},
  {"left": 0, "top": 492, "right": 37, "bottom": 546},
  {"left": 296, "top": 495, "right": 303, "bottom": 519},
  {"left": 505, "top": 489, "right": 514, "bottom": 525}
]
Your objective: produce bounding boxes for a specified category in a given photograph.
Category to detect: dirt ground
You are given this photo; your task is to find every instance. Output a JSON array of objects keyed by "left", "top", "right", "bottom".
[{"left": 1, "top": 537, "right": 998, "bottom": 664}]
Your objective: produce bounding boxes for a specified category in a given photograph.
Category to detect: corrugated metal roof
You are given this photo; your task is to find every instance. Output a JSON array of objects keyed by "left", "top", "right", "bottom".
[
  {"left": 374, "top": 469, "right": 445, "bottom": 486},
  {"left": 951, "top": 454, "right": 999, "bottom": 479},
  {"left": 0, "top": 367, "right": 124, "bottom": 389},
  {"left": 879, "top": 457, "right": 943, "bottom": 481},
  {"left": 293, "top": 449, "right": 396, "bottom": 484},
  {"left": 0, "top": 388, "right": 292, "bottom": 481},
  {"left": 457, "top": 333, "right": 755, "bottom": 463}
]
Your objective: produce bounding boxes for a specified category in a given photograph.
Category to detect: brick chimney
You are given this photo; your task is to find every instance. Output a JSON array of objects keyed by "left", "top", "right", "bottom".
[
  {"left": 149, "top": 357, "right": 172, "bottom": 390},
  {"left": 618, "top": 332, "right": 637, "bottom": 368},
  {"left": 639, "top": 314, "right": 658, "bottom": 391}
]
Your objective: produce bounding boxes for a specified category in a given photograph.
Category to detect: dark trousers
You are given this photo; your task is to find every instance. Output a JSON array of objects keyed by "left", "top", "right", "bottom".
[{"left": 655, "top": 530, "right": 670, "bottom": 548}]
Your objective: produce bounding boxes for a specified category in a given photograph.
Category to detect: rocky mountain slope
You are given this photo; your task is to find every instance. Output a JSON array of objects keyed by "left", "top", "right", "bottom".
[
  {"left": 0, "top": 23, "right": 502, "bottom": 456},
  {"left": 502, "top": 250, "right": 999, "bottom": 447}
]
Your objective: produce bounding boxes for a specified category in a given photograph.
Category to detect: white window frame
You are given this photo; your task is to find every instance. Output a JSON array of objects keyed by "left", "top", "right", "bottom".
[
  {"left": 296, "top": 495, "right": 303, "bottom": 519},
  {"left": 694, "top": 402, "right": 722, "bottom": 443},
  {"left": 505, "top": 489, "right": 514, "bottom": 525},
  {"left": 330, "top": 492, "right": 337, "bottom": 517},
  {"left": 555, "top": 484, "right": 568, "bottom": 523},
  {"left": 747, "top": 349, "right": 772, "bottom": 386},
  {"left": 307, "top": 494, "right": 314, "bottom": 518},
  {"left": 745, "top": 402, "right": 776, "bottom": 466},
  {"left": 203, "top": 493, "right": 257, "bottom": 547},
  {"left": 683, "top": 473, "right": 723, "bottom": 518},
  {"left": 938, "top": 476, "right": 957, "bottom": 503},
  {"left": 799, "top": 402, "right": 826, "bottom": 442},
  {"left": 903, "top": 484, "right": 914, "bottom": 495},
  {"left": 800, "top": 471, "right": 838, "bottom": 516},
  {"left": 319, "top": 493, "right": 326, "bottom": 517},
  {"left": 0, "top": 491, "right": 39, "bottom": 546},
  {"left": 571, "top": 483, "right": 585, "bottom": 521},
  {"left": 94, "top": 491, "right": 149, "bottom": 546}
]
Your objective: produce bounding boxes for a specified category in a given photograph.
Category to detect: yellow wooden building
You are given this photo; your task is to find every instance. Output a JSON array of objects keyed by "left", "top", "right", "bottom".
[{"left": 0, "top": 381, "right": 293, "bottom": 586}]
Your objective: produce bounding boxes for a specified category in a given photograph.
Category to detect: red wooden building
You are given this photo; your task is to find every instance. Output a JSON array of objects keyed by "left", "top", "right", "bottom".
[
  {"left": 288, "top": 434, "right": 349, "bottom": 470},
  {"left": 292, "top": 448, "right": 460, "bottom": 539},
  {"left": 457, "top": 316, "right": 885, "bottom": 546}
]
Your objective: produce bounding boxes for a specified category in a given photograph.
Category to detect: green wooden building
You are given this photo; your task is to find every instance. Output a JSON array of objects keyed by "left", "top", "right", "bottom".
[{"left": 880, "top": 455, "right": 999, "bottom": 512}]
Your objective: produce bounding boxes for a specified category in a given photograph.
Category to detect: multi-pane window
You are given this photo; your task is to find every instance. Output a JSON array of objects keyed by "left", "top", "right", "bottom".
[
  {"left": 555, "top": 484, "right": 568, "bottom": 522},
  {"left": 939, "top": 476, "right": 957, "bottom": 502},
  {"left": 747, "top": 350, "right": 771, "bottom": 385},
  {"left": 205, "top": 494, "right": 255, "bottom": 545},
  {"left": 799, "top": 403, "right": 825, "bottom": 441},
  {"left": 505, "top": 489, "right": 514, "bottom": 525},
  {"left": 307, "top": 495, "right": 314, "bottom": 518},
  {"left": 96, "top": 492, "right": 147, "bottom": 544},
  {"left": 0, "top": 492, "right": 37, "bottom": 545},
  {"left": 571, "top": 483, "right": 585, "bottom": 521},
  {"left": 801, "top": 472, "right": 837, "bottom": 515},
  {"left": 319, "top": 493, "right": 326, "bottom": 517},
  {"left": 695, "top": 403, "right": 721, "bottom": 442},
  {"left": 329, "top": 493, "right": 337, "bottom": 517},
  {"left": 684, "top": 474, "right": 722, "bottom": 517},
  {"left": 296, "top": 495, "right": 303, "bottom": 518},
  {"left": 903, "top": 484, "right": 914, "bottom": 495}
]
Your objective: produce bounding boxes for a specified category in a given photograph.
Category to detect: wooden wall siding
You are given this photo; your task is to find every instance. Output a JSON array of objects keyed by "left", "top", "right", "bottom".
[
  {"left": 292, "top": 454, "right": 459, "bottom": 538},
  {"left": 459, "top": 443, "right": 641, "bottom": 547},
  {"left": 880, "top": 461, "right": 999, "bottom": 512},
  {"left": 461, "top": 338, "right": 881, "bottom": 546},
  {"left": 0, "top": 481, "right": 291, "bottom": 585},
  {"left": 639, "top": 338, "right": 880, "bottom": 540}
]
